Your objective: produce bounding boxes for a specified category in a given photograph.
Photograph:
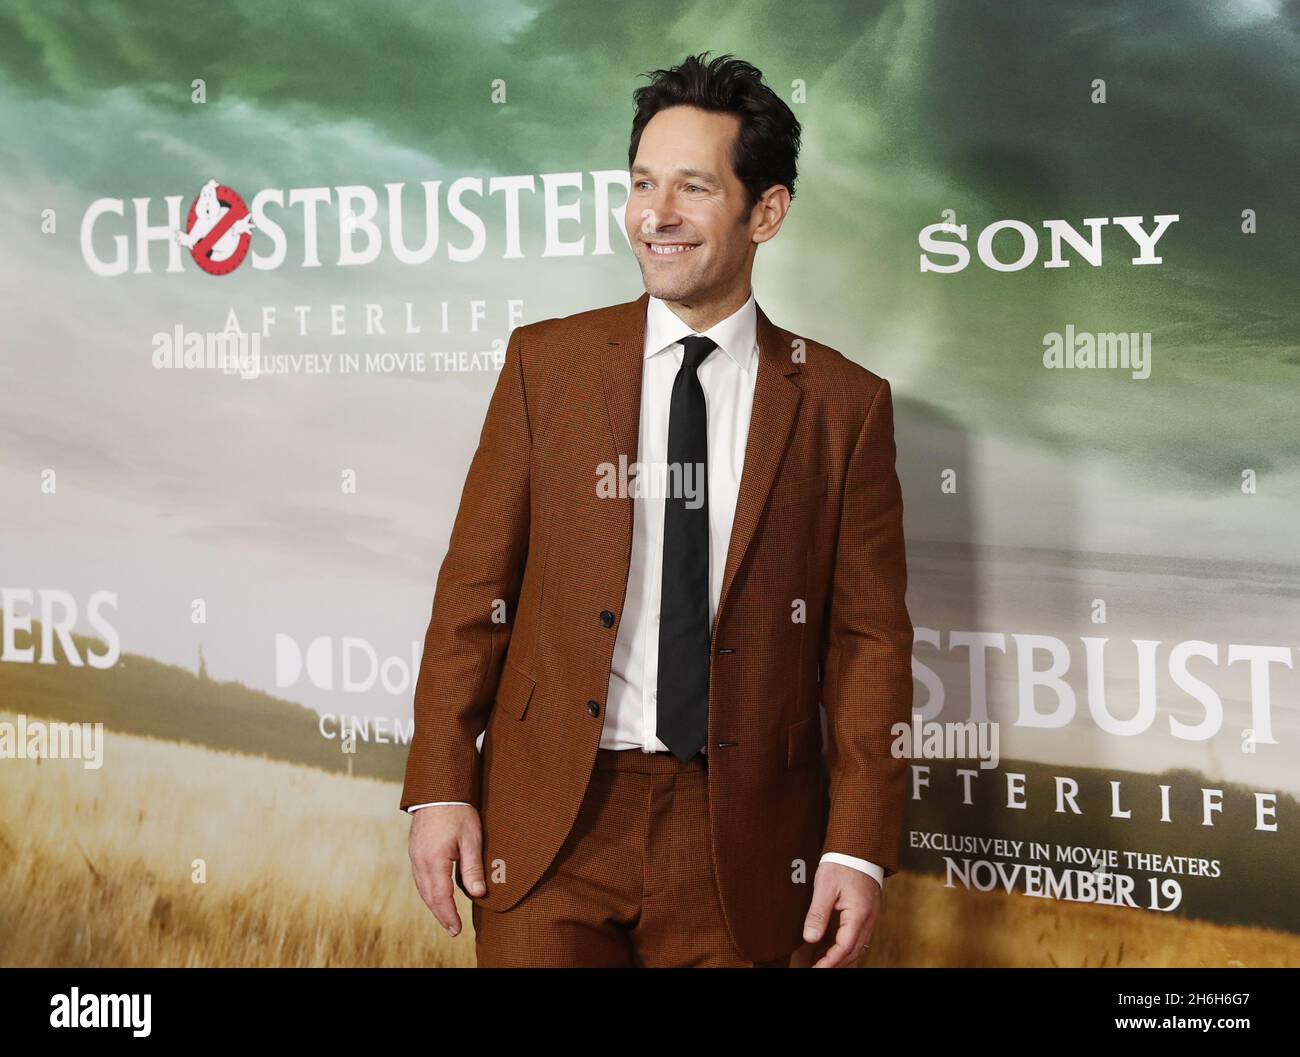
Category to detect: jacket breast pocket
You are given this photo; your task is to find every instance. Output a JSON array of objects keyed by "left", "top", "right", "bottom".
[
  {"left": 768, "top": 472, "right": 827, "bottom": 511},
  {"left": 786, "top": 714, "right": 823, "bottom": 769},
  {"left": 494, "top": 660, "right": 537, "bottom": 721}
]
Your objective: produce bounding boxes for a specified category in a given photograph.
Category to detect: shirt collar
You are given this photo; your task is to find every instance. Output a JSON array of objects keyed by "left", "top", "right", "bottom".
[{"left": 644, "top": 291, "right": 759, "bottom": 374}]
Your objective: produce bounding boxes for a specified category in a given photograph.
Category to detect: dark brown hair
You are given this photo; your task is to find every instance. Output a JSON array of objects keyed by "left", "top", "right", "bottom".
[{"left": 628, "top": 52, "right": 802, "bottom": 215}]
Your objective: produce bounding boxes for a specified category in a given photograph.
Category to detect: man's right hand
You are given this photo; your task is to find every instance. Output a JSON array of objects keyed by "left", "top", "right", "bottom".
[{"left": 408, "top": 805, "right": 486, "bottom": 937}]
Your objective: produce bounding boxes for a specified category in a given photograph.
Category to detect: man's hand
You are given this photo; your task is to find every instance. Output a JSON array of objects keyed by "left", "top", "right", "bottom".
[
  {"left": 408, "top": 805, "right": 486, "bottom": 937},
  {"left": 801, "top": 861, "right": 881, "bottom": 968}
]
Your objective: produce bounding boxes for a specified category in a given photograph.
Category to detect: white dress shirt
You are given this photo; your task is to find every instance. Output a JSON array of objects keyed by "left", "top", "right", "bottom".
[{"left": 409, "top": 292, "right": 884, "bottom": 890}]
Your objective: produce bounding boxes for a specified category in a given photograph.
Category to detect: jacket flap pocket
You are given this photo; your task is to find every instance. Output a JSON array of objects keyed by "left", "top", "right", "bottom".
[
  {"left": 769, "top": 472, "right": 827, "bottom": 510},
  {"left": 786, "top": 714, "right": 823, "bottom": 769},
  {"left": 495, "top": 661, "right": 536, "bottom": 721}
]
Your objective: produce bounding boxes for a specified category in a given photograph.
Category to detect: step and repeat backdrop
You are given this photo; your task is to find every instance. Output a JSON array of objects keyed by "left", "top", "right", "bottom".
[{"left": 1, "top": 1, "right": 1297, "bottom": 967}]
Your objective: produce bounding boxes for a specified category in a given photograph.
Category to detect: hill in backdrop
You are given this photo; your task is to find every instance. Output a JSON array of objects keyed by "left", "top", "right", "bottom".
[{"left": 0, "top": 618, "right": 407, "bottom": 782}]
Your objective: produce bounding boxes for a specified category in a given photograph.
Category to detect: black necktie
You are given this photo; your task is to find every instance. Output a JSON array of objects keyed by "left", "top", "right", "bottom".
[{"left": 657, "top": 334, "right": 716, "bottom": 762}]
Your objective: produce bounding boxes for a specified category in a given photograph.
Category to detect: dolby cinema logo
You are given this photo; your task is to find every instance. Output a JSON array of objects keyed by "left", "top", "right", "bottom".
[{"left": 275, "top": 634, "right": 423, "bottom": 695}]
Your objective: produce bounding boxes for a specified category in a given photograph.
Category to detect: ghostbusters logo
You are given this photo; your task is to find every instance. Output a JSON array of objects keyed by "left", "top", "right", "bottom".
[{"left": 175, "top": 179, "right": 256, "bottom": 275}]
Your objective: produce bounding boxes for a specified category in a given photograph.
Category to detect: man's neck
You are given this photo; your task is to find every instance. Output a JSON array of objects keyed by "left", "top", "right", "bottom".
[{"left": 658, "top": 284, "right": 752, "bottom": 333}]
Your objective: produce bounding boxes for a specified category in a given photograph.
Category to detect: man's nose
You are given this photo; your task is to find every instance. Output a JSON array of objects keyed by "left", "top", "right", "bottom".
[{"left": 642, "top": 188, "right": 683, "bottom": 230}]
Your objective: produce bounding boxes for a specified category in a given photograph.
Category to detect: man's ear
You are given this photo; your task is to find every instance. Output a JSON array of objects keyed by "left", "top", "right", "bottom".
[{"left": 751, "top": 184, "right": 792, "bottom": 245}]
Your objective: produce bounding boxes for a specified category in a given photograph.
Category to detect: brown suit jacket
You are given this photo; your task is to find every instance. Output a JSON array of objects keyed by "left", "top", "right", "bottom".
[{"left": 401, "top": 291, "right": 914, "bottom": 962}]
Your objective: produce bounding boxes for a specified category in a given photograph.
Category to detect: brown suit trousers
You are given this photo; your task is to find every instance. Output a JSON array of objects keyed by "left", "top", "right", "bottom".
[
  {"left": 473, "top": 748, "right": 791, "bottom": 967},
  {"left": 403, "top": 292, "right": 914, "bottom": 965}
]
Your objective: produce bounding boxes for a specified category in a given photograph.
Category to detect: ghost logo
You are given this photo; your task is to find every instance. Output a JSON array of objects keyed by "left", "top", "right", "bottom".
[{"left": 175, "top": 178, "right": 256, "bottom": 275}]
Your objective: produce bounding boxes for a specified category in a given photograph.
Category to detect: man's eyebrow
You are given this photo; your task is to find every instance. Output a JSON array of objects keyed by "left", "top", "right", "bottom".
[{"left": 630, "top": 165, "right": 722, "bottom": 184}]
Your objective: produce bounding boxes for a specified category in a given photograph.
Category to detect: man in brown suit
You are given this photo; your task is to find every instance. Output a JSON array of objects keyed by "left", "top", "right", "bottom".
[{"left": 403, "top": 53, "right": 913, "bottom": 968}]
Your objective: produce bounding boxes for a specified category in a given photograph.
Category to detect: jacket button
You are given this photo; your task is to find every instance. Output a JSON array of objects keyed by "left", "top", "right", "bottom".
[
  {"left": 599, "top": 610, "right": 615, "bottom": 628},
  {"left": 586, "top": 700, "right": 600, "bottom": 717}
]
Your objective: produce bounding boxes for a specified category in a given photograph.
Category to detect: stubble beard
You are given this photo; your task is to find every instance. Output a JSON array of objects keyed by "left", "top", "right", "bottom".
[{"left": 636, "top": 250, "right": 707, "bottom": 303}]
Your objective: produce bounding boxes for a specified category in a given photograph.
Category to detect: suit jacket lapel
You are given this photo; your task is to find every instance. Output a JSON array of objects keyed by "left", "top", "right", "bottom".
[
  {"left": 597, "top": 292, "right": 650, "bottom": 567},
  {"left": 715, "top": 302, "right": 802, "bottom": 635}
]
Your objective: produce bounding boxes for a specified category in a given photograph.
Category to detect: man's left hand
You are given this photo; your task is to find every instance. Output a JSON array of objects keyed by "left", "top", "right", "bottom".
[{"left": 801, "top": 861, "right": 881, "bottom": 968}]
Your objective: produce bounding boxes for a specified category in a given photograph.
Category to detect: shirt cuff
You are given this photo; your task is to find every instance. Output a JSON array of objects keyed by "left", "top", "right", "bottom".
[
  {"left": 406, "top": 802, "right": 473, "bottom": 812},
  {"left": 820, "top": 852, "right": 885, "bottom": 889}
]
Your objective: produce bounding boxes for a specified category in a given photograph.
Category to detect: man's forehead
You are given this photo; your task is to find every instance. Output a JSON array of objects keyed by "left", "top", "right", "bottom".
[{"left": 638, "top": 106, "right": 738, "bottom": 148}]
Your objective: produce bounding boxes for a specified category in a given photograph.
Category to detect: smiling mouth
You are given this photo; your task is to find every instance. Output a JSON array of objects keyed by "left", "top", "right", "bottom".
[{"left": 646, "top": 242, "right": 700, "bottom": 257}]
